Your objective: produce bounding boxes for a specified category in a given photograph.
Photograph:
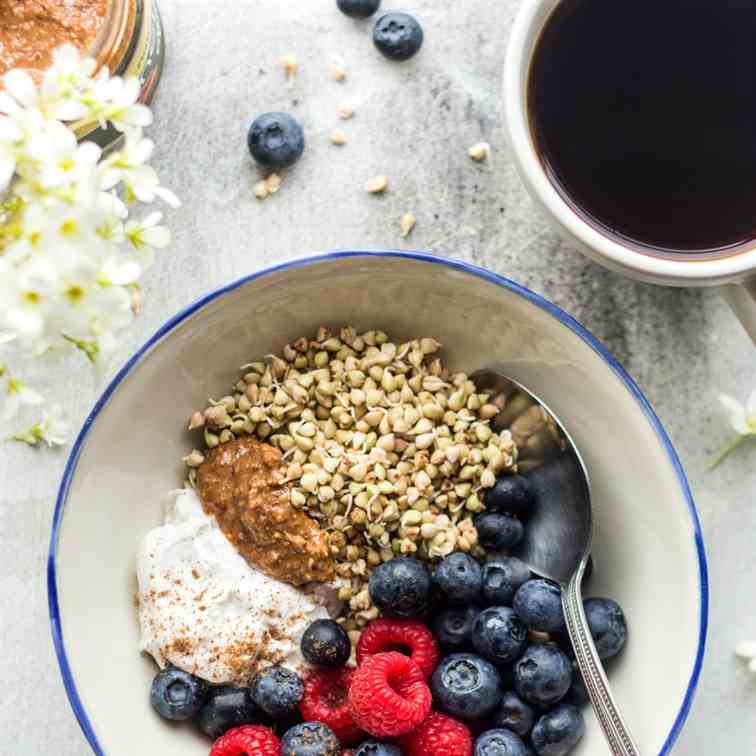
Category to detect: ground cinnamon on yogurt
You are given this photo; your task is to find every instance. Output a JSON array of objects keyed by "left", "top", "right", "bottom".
[{"left": 0, "top": 0, "right": 108, "bottom": 79}]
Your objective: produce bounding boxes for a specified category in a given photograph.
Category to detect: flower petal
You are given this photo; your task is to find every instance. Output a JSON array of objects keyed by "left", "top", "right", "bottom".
[
  {"left": 3, "top": 69, "right": 37, "bottom": 107},
  {"left": 0, "top": 115, "right": 22, "bottom": 143},
  {"left": 747, "top": 389, "right": 756, "bottom": 418},
  {"left": 154, "top": 186, "right": 181, "bottom": 208},
  {"left": 143, "top": 225, "right": 170, "bottom": 248},
  {"left": 0, "top": 155, "right": 16, "bottom": 191},
  {"left": 736, "top": 641, "right": 756, "bottom": 659},
  {"left": 0, "top": 91, "right": 20, "bottom": 115},
  {"left": 719, "top": 394, "right": 749, "bottom": 435}
]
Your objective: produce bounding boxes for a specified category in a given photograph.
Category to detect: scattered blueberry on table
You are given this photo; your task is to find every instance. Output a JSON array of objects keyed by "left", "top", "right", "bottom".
[
  {"left": 337, "top": 0, "right": 381, "bottom": 18},
  {"left": 431, "top": 652, "right": 503, "bottom": 720},
  {"left": 247, "top": 112, "right": 305, "bottom": 169},
  {"left": 198, "top": 686, "right": 260, "bottom": 739},
  {"left": 373, "top": 12, "right": 424, "bottom": 61},
  {"left": 150, "top": 666, "right": 208, "bottom": 721},
  {"left": 300, "top": 618, "right": 352, "bottom": 667}
]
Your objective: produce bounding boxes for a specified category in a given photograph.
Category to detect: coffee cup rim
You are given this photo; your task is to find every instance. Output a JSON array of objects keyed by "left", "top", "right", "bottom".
[{"left": 503, "top": 0, "right": 756, "bottom": 286}]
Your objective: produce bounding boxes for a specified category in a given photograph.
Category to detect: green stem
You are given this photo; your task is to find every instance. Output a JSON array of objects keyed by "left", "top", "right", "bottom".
[
  {"left": 8, "top": 423, "right": 43, "bottom": 446},
  {"left": 62, "top": 333, "right": 99, "bottom": 363},
  {"left": 709, "top": 434, "right": 750, "bottom": 470}
]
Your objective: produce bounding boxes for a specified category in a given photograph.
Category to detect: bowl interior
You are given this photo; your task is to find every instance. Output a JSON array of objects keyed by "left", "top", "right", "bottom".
[{"left": 50, "top": 252, "right": 705, "bottom": 755}]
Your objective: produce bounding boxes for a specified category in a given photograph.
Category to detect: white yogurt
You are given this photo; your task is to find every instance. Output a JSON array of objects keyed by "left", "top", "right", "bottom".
[{"left": 136, "top": 488, "right": 331, "bottom": 685}]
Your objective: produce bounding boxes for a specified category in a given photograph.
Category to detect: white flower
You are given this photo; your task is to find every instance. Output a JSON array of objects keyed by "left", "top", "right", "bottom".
[
  {"left": 92, "top": 75, "right": 153, "bottom": 132},
  {"left": 11, "top": 404, "right": 70, "bottom": 447},
  {"left": 0, "top": 114, "right": 22, "bottom": 189},
  {"left": 125, "top": 211, "right": 171, "bottom": 269},
  {"left": 719, "top": 390, "right": 756, "bottom": 435},
  {"left": 712, "top": 390, "right": 756, "bottom": 468},
  {"left": 0, "top": 256, "right": 56, "bottom": 346},
  {"left": 0, "top": 44, "right": 177, "bottom": 447},
  {"left": 41, "top": 44, "right": 96, "bottom": 121},
  {"left": 2, "top": 69, "right": 39, "bottom": 109},
  {"left": 2, "top": 373, "right": 44, "bottom": 421},
  {"left": 26, "top": 119, "right": 102, "bottom": 188},
  {"left": 736, "top": 640, "right": 756, "bottom": 673},
  {"left": 95, "top": 191, "right": 127, "bottom": 243},
  {"left": 98, "top": 129, "right": 179, "bottom": 208}
]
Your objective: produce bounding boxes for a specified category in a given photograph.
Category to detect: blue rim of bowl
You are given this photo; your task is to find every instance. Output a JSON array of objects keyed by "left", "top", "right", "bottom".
[{"left": 48, "top": 249, "right": 708, "bottom": 755}]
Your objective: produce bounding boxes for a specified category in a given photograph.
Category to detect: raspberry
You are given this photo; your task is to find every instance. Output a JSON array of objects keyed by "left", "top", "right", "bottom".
[
  {"left": 348, "top": 652, "right": 432, "bottom": 737},
  {"left": 356, "top": 619, "right": 440, "bottom": 680},
  {"left": 210, "top": 725, "right": 281, "bottom": 756},
  {"left": 400, "top": 712, "right": 473, "bottom": 756},
  {"left": 300, "top": 668, "right": 365, "bottom": 745}
]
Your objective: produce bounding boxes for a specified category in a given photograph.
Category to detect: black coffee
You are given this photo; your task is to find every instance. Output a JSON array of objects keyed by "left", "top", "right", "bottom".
[{"left": 529, "top": 0, "right": 756, "bottom": 255}]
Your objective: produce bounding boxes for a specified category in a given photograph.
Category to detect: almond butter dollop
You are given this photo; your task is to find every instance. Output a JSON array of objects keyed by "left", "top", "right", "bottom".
[{"left": 197, "top": 437, "right": 335, "bottom": 586}]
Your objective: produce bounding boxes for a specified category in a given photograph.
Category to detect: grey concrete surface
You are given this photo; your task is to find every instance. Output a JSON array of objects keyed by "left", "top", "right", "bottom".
[{"left": 2, "top": 0, "right": 756, "bottom": 753}]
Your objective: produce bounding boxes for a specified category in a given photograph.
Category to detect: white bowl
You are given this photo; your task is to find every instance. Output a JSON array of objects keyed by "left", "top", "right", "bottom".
[{"left": 49, "top": 251, "right": 707, "bottom": 756}]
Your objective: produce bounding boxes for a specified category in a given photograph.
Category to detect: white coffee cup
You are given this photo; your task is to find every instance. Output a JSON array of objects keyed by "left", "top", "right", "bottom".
[{"left": 503, "top": 0, "right": 756, "bottom": 343}]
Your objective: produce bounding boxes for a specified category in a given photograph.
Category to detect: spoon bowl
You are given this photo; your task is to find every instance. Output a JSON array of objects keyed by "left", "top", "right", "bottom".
[{"left": 472, "top": 368, "right": 641, "bottom": 756}]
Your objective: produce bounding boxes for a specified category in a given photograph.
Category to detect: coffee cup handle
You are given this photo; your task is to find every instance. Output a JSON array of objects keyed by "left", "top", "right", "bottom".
[{"left": 721, "top": 281, "right": 756, "bottom": 345}]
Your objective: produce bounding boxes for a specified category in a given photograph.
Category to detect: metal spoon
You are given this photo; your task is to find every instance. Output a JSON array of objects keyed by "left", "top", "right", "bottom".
[{"left": 471, "top": 369, "right": 641, "bottom": 756}]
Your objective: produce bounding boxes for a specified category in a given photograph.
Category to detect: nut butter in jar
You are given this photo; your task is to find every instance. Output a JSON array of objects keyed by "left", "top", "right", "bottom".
[{"left": 0, "top": 0, "right": 165, "bottom": 151}]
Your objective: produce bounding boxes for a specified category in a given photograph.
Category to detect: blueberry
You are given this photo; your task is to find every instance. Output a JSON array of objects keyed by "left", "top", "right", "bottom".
[
  {"left": 482, "top": 557, "right": 531, "bottom": 606},
  {"left": 373, "top": 12, "right": 424, "bottom": 61},
  {"left": 353, "top": 741, "right": 401, "bottom": 756},
  {"left": 531, "top": 704, "right": 585, "bottom": 756},
  {"left": 432, "top": 606, "right": 480, "bottom": 650},
  {"left": 475, "top": 728, "right": 530, "bottom": 756},
  {"left": 564, "top": 661, "right": 588, "bottom": 706},
  {"left": 472, "top": 607, "right": 528, "bottom": 665},
  {"left": 368, "top": 556, "right": 431, "bottom": 618},
  {"left": 252, "top": 665, "right": 304, "bottom": 719},
  {"left": 431, "top": 653, "right": 503, "bottom": 720},
  {"left": 474, "top": 513, "right": 524, "bottom": 551},
  {"left": 492, "top": 691, "right": 535, "bottom": 738},
  {"left": 247, "top": 112, "right": 305, "bottom": 169},
  {"left": 513, "top": 645, "right": 572, "bottom": 708},
  {"left": 150, "top": 666, "right": 207, "bottom": 721},
  {"left": 198, "top": 686, "right": 260, "bottom": 738},
  {"left": 281, "top": 721, "right": 341, "bottom": 756},
  {"left": 337, "top": 0, "right": 381, "bottom": 18},
  {"left": 434, "top": 552, "right": 483, "bottom": 605},
  {"left": 583, "top": 598, "right": 627, "bottom": 660},
  {"left": 485, "top": 475, "right": 536, "bottom": 518},
  {"left": 513, "top": 580, "right": 565, "bottom": 633},
  {"left": 301, "top": 619, "right": 351, "bottom": 667}
]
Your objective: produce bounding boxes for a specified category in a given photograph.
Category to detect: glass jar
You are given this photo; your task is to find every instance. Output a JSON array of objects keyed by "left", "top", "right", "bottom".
[{"left": 76, "top": 0, "right": 166, "bottom": 151}]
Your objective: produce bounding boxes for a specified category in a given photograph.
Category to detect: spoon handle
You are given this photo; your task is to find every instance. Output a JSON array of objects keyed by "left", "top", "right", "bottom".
[{"left": 562, "top": 571, "right": 641, "bottom": 756}]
